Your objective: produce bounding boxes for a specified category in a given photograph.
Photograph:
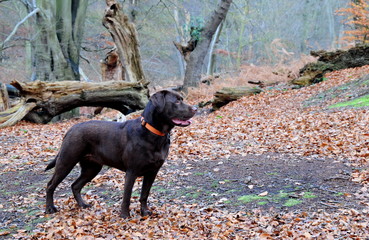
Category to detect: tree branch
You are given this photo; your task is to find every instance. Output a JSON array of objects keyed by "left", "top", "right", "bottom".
[{"left": 1, "top": 7, "right": 39, "bottom": 49}]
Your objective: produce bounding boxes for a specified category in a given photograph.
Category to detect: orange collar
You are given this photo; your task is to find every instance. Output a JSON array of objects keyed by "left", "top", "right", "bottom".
[{"left": 141, "top": 117, "right": 166, "bottom": 136}]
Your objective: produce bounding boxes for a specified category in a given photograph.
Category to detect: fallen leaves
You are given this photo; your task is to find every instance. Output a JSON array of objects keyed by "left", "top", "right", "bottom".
[
  {"left": 170, "top": 66, "right": 369, "bottom": 186},
  {"left": 10, "top": 200, "right": 364, "bottom": 239},
  {"left": 1, "top": 66, "right": 369, "bottom": 238},
  {"left": 29, "top": 201, "right": 250, "bottom": 239}
]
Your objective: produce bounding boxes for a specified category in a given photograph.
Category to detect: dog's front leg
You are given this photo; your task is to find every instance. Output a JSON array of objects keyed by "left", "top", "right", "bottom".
[
  {"left": 120, "top": 171, "right": 137, "bottom": 218},
  {"left": 140, "top": 171, "right": 158, "bottom": 217}
]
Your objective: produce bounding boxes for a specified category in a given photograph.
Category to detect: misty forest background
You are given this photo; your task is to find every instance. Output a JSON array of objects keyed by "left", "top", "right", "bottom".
[{"left": 0, "top": 0, "right": 352, "bottom": 86}]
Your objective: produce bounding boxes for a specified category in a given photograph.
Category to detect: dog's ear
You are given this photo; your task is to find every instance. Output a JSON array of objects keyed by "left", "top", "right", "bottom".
[{"left": 150, "top": 90, "right": 167, "bottom": 112}]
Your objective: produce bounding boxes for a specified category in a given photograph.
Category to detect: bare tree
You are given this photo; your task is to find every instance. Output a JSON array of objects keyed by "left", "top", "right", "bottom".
[
  {"left": 174, "top": 0, "right": 233, "bottom": 91},
  {"left": 20, "top": 0, "right": 88, "bottom": 82}
]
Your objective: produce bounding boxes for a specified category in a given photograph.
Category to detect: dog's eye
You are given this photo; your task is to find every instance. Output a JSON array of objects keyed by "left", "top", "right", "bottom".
[{"left": 175, "top": 99, "right": 181, "bottom": 104}]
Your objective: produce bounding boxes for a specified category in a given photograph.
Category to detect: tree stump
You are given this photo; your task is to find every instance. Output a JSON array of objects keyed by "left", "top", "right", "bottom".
[
  {"left": 212, "top": 86, "right": 262, "bottom": 110},
  {"left": 101, "top": 48, "right": 126, "bottom": 81},
  {"left": 0, "top": 80, "right": 149, "bottom": 128},
  {"left": 102, "top": 0, "right": 145, "bottom": 83}
]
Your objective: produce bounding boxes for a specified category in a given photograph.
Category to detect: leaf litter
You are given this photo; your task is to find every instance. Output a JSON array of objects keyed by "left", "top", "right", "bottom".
[{"left": 1, "top": 66, "right": 369, "bottom": 239}]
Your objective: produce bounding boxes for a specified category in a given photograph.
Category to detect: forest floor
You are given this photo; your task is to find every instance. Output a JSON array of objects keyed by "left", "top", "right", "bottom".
[{"left": 0, "top": 66, "right": 369, "bottom": 239}]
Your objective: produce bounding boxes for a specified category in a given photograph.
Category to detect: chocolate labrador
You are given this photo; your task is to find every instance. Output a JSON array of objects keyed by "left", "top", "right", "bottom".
[{"left": 45, "top": 90, "right": 197, "bottom": 218}]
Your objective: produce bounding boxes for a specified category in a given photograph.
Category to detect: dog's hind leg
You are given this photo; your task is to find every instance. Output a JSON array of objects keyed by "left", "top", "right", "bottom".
[
  {"left": 72, "top": 160, "right": 102, "bottom": 208},
  {"left": 45, "top": 160, "right": 77, "bottom": 214}
]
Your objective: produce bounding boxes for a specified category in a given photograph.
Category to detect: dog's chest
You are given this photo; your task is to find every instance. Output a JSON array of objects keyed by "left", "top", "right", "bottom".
[
  {"left": 123, "top": 136, "right": 170, "bottom": 171},
  {"left": 146, "top": 140, "right": 170, "bottom": 167}
]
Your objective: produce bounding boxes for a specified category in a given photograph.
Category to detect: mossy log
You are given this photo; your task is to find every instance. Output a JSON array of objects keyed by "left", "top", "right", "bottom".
[
  {"left": 292, "top": 44, "right": 369, "bottom": 86},
  {"left": 212, "top": 86, "right": 262, "bottom": 110},
  {"left": 0, "top": 80, "right": 149, "bottom": 128}
]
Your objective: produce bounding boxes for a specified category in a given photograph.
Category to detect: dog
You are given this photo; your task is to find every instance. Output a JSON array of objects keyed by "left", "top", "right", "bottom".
[{"left": 45, "top": 90, "right": 197, "bottom": 218}]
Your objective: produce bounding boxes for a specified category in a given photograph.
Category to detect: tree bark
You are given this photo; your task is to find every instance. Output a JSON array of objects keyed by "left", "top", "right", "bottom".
[
  {"left": 0, "top": 80, "right": 149, "bottom": 127},
  {"left": 0, "top": 83, "right": 10, "bottom": 111},
  {"left": 26, "top": 0, "right": 88, "bottom": 81},
  {"left": 100, "top": 48, "right": 126, "bottom": 81},
  {"left": 173, "top": 4, "right": 186, "bottom": 79},
  {"left": 181, "top": 0, "right": 233, "bottom": 91},
  {"left": 207, "top": 21, "right": 224, "bottom": 75},
  {"left": 102, "top": 0, "right": 146, "bottom": 83}
]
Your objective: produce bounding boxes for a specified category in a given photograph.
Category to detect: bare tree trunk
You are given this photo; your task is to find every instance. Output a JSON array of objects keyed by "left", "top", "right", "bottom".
[
  {"left": 0, "top": 83, "right": 10, "bottom": 111},
  {"left": 173, "top": 5, "right": 186, "bottom": 79},
  {"left": 207, "top": 21, "right": 224, "bottom": 75},
  {"left": 24, "top": 0, "right": 88, "bottom": 81},
  {"left": 179, "top": 0, "right": 233, "bottom": 91},
  {"left": 102, "top": 0, "right": 146, "bottom": 83},
  {"left": 56, "top": 0, "right": 88, "bottom": 79}
]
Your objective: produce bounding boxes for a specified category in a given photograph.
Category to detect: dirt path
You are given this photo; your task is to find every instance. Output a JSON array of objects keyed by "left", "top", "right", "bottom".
[
  {"left": 156, "top": 153, "right": 364, "bottom": 212},
  {"left": 0, "top": 152, "right": 365, "bottom": 238}
]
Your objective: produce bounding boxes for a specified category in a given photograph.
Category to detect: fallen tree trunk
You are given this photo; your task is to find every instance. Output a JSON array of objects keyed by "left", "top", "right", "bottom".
[
  {"left": 292, "top": 44, "right": 369, "bottom": 86},
  {"left": 212, "top": 86, "right": 262, "bottom": 110},
  {"left": 0, "top": 80, "right": 149, "bottom": 128}
]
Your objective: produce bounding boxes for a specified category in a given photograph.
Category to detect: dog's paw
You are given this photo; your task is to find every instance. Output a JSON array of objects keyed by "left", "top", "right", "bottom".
[
  {"left": 80, "top": 203, "right": 92, "bottom": 209},
  {"left": 141, "top": 209, "right": 152, "bottom": 217},
  {"left": 45, "top": 205, "right": 58, "bottom": 214},
  {"left": 120, "top": 212, "right": 131, "bottom": 219}
]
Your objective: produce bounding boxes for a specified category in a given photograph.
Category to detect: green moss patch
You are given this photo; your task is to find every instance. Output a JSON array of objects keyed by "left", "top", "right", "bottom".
[
  {"left": 329, "top": 94, "right": 369, "bottom": 108},
  {"left": 303, "top": 192, "right": 317, "bottom": 199},
  {"left": 283, "top": 199, "right": 302, "bottom": 207},
  {"left": 238, "top": 190, "right": 319, "bottom": 207},
  {"left": 238, "top": 194, "right": 268, "bottom": 203}
]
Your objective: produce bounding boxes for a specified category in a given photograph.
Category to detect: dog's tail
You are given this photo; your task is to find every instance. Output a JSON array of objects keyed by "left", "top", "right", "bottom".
[{"left": 45, "top": 154, "right": 58, "bottom": 171}]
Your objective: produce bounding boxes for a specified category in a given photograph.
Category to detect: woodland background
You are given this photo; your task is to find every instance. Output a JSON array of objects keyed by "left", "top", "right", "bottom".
[{"left": 0, "top": 0, "right": 350, "bottom": 85}]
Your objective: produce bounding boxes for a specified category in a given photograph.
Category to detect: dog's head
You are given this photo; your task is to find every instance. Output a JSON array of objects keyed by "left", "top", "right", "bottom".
[{"left": 145, "top": 90, "right": 197, "bottom": 127}]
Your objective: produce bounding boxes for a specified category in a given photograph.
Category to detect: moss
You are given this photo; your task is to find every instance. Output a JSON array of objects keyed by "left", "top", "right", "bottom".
[
  {"left": 238, "top": 194, "right": 267, "bottom": 203},
  {"left": 283, "top": 199, "right": 302, "bottom": 207},
  {"left": 329, "top": 94, "right": 369, "bottom": 108},
  {"left": 211, "top": 181, "right": 219, "bottom": 188},
  {"left": 276, "top": 191, "right": 289, "bottom": 199},
  {"left": 185, "top": 191, "right": 201, "bottom": 199},
  {"left": 303, "top": 192, "right": 317, "bottom": 199}
]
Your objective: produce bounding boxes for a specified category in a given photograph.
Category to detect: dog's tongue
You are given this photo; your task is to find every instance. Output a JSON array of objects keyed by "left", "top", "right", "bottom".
[{"left": 172, "top": 118, "right": 192, "bottom": 126}]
